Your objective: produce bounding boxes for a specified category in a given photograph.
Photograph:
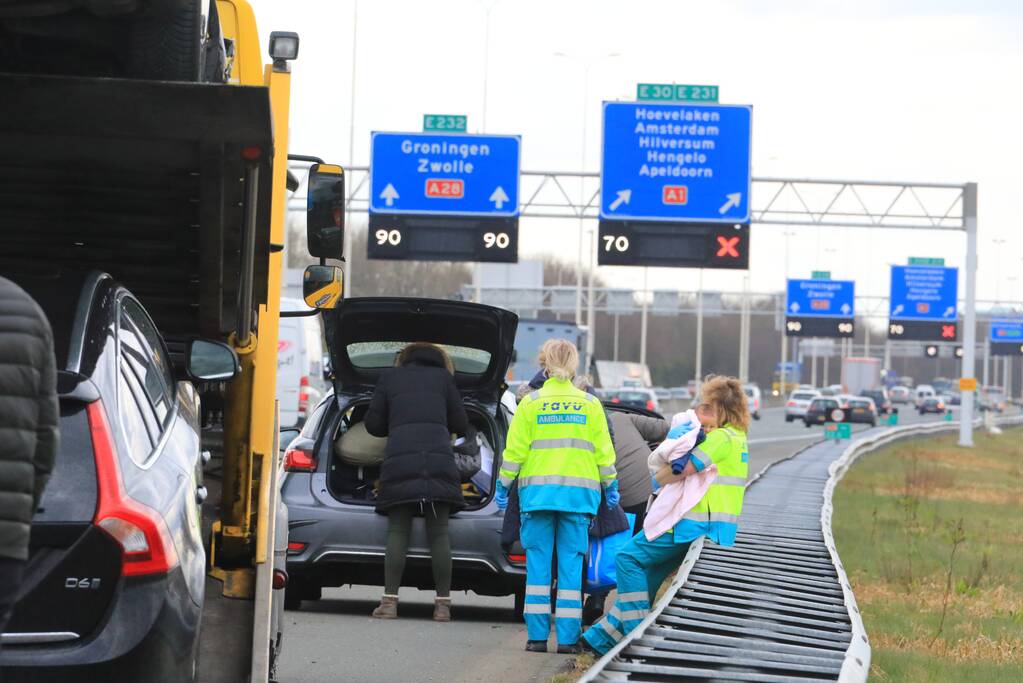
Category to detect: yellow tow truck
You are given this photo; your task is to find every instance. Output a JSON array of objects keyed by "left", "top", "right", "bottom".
[{"left": 0, "top": 1, "right": 346, "bottom": 680}]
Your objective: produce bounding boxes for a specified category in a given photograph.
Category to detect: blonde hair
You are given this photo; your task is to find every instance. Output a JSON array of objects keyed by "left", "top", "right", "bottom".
[
  {"left": 538, "top": 339, "right": 578, "bottom": 382},
  {"left": 698, "top": 375, "right": 750, "bottom": 432},
  {"left": 395, "top": 342, "right": 454, "bottom": 374}
]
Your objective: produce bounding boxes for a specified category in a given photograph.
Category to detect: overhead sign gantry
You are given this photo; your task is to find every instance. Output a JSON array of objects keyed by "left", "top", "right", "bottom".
[
  {"left": 597, "top": 100, "right": 752, "bottom": 268},
  {"left": 368, "top": 131, "right": 521, "bottom": 262}
]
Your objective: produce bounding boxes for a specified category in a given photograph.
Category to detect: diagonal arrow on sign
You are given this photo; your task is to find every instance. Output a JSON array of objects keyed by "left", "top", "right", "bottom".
[
  {"left": 380, "top": 183, "right": 400, "bottom": 207},
  {"left": 892, "top": 304, "right": 904, "bottom": 316},
  {"left": 718, "top": 192, "right": 742, "bottom": 214},
  {"left": 943, "top": 306, "right": 955, "bottom": 318},
  {"left": 609, "top": 189, "right": 631, "bottom": 211},
  {"left": 489, "top": 186, "right": 509, "bottom": 210}
]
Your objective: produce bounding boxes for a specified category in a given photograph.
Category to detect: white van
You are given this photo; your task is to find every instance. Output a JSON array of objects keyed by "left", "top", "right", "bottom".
[
  {"left": 914, "top": 384, "right": 936, "bottom": 407},
  {"left": 278, "top": 298, "right": 327, "bottom": 428}
]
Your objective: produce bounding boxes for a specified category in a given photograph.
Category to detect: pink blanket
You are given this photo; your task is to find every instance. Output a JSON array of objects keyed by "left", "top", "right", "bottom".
[{"left": 643, "top": 411, "right": 717, "bottom": 541}]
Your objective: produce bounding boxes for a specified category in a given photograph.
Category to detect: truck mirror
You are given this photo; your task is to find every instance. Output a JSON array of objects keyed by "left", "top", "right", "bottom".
[
  {"left": 303, "top": 264, "right": 344, "bottom": 309},
  {"left": 306, "top": 163, "right": 345, "bottom": 259}
]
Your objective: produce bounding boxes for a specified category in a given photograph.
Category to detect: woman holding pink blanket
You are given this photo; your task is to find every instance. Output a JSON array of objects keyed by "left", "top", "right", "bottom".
[{"left": 582, "top": 376, "right": 750, "bottom": 656}]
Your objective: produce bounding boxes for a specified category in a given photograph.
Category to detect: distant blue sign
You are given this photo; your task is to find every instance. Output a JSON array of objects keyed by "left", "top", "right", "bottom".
[
  {"left": 889, "top": 265, "right": 958, "bottom": 321},
  {"left": 599, "top": 101, "right": 752, "bottom": 223},
  {"left": 990, "top": 319, "right": 1023, "bottom": 343},
  {"left": 369, "top": 132, "right": 520, "bottom": 216},
  {"left": 786, "top": 279, "right": 855, "bottom": 318}
]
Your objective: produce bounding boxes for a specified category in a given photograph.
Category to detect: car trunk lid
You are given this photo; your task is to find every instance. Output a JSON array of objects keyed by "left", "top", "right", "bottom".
[
  {"left": 324, "top": 297, "right": 518, "bottom": 402},
  {"left": 4, "top": 378, "right": 121, "bottom": 644}
]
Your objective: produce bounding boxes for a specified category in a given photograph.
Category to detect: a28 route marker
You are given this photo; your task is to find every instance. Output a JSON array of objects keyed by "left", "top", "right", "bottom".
[
  {"left": 368, "top": 131, "right": 521, "bottom": 263},
  {"left": 784, "top": 277, "right": 856, "bottom": 338},
  {"left": 598, "top": 100, "right": 752, "bottom": 268}
]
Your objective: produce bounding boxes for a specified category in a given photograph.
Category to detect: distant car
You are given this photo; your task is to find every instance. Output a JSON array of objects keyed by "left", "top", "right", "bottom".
[
  {"left": 654, "top": 387, "right": 672, "bottom": 404},
  {"left": 980, "top": 387, "right": 1006, "bottom": 413},
  {"left": 918, "top": 397, "right": 947, "bottom": 415},
  {"left": 889, "top": 386, "right": 912, "bottom": 404},
  {"left": 742, "top": 384, "right": 762, "bottom": 421},
  {"left": 785, "top": 390, "right": 819, "bottom": 422},
  {"left": 278, "top": 298, "right": 327, "bottom": 428},
  {"left": 669, "top": 386, "right": 693, "bottom": 401},
  {"left": 944, "top": 392, "right": 961, "bottom": 406},
  {"left": 846, "top": 397, "right": 878, "bottom": 426},
  {"left": 914, "top": 384, "right": 936, "bottom": 407},
  {"left": 860, "top": 389, "right": 895, "bottom": 416},
  {"left": 606, "top": 388, "right": 660, "bottom": 412},
  {"left": 819, "top": 387, "right": 838, "bottom": 397},
  {"left": 804, "top": 397, "right": 843, "bottom": 427}
]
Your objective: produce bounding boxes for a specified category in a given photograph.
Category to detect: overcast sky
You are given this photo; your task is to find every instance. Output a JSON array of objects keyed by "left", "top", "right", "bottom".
[{"left": 250, "top": 0, "right": 1023, "bottom": 311}]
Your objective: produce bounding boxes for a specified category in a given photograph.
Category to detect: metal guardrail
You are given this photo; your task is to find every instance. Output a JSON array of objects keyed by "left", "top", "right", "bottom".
[{"left": 582, "top": 415, "right": 1023, "bottom": 683}]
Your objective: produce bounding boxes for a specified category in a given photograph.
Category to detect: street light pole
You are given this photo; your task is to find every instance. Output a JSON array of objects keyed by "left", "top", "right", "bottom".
[
  {"left": 958, "top": 183, "right": 978, "bottom": 448},
  {"left": 342, "top": 0, "right": 359, "bottom": 297}
]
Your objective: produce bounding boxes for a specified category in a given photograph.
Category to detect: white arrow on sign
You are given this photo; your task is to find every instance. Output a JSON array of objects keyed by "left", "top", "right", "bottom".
[
  {"left": 609, "top": 189, "right": 631, "bottom": 212},
  {"left": 489, "top": 186, "right": 509, "bottom": 210},
  {"left": 718, "top": 192, "right": 742, "bottom": 214},
  {"left": 841, "top": 303, "right": 851, "bottom": 315},
  {"left": 943, "top": 306, "right": 955, "bottom": 317},
  {"left": 893, "top": 304, "right": 904, "bottom": 316},
  {"left": 379, "top": 183, "right": 400, "bottom": 207},
  {"left": 790, "top": 302, "right": 800, "bottom": 313}
]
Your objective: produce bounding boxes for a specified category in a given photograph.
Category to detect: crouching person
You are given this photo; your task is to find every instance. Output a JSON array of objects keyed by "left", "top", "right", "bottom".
[
  {"left": 496, "top": 339, "right": 617, "bottom": 653},
  {"left": 582, "top": 376, "right": 750, "bottom": 656}
]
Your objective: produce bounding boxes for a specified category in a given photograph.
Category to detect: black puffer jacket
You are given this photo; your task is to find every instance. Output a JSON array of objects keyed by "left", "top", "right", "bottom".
[
  {"left": 0, "top": 277, "right": 58, "bottom": 561},
  {"left": 365, "top": 346, "right": 469, "bottom": 512}
]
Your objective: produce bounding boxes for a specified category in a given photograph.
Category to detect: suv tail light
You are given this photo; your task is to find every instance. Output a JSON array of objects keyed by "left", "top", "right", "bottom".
[
  {"left": 787, "top": 401, "right": 796, "bottom": 407},
  {"left": 284, "top": 437, "right": 317, "bottom": 472},
  {"left": 87, "top": 401, "right": 179, "bottom": 576},
  {"left": 646, "top": 399, "right": 656, "bottom": 411},
  {"left": 298, "top": 376, "right": 310, "bottom": 419}
]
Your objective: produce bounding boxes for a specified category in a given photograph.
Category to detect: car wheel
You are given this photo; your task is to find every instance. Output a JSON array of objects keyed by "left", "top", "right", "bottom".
[
  {"left": 785, "top": 415, "right": 792, "bottom": 423},
  {"left": 754, "top": 412, "right": 761, "bottom": 421},
  {"left": 513, "top": 587, "right": 525, "bottom": 621},
  {"left": 128, "top": 0, "right": 203, "bottom": 81},
  {"left": 804, "top": 420, "right": 811, "bottom": 428}
]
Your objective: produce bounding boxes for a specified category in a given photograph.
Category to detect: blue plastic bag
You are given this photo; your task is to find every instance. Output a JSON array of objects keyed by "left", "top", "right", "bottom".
[{"left": 585, "top": 513, "right": 636, "bottom": 593}]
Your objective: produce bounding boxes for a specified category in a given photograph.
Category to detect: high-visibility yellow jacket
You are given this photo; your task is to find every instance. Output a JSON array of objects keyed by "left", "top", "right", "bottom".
[
  {"left": 499, "top": 377, "right": 616, "bottom": 514},
  {"left": 674, "top": 423, "right": 748, "bottom": 546}
]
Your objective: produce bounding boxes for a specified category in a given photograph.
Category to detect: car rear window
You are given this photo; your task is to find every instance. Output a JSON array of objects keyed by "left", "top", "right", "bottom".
[
  {"left": 611, "top": 391, "right": 650, "bottom": 402},
  {"left": 35, "top": 401, "right": 98, "bottom": 523},
  {"left": 346, "top": 341, "right": 491, "bottom": 374},
  {"left": 850, "top": 400, "right": 870, "bottom": 408},
  {"left": 792, "top": 392, "right": 815, "bottom": 400}
]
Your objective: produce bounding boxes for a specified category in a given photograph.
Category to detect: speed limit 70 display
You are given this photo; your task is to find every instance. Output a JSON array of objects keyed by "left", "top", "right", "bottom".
[
  {"left": 597, "top": 220, "right": 749, "bottom": 269},
  {"left": 367, "top": 214, "right": 518, "bottom": 263}
]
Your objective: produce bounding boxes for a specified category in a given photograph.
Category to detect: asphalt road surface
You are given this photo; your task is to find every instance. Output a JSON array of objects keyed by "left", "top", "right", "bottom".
[{"left": 276, "top": 403, "right": 965, "bottom": 683}]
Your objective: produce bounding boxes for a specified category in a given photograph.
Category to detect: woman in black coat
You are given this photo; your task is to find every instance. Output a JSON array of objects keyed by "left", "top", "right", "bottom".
[{"left": 364, "top": 342, "right": 468, "bottom": 622}]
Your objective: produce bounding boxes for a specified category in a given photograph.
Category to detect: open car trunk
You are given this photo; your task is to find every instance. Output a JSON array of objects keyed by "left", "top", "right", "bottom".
[{"left": 325, "top": 394, "right": 502, "bottom": 512}]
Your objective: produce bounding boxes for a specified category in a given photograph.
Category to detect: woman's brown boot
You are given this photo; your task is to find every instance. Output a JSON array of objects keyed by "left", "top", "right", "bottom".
[
  {"left": 433, "top": 596, "right": 452, "bottom": 622},
  {"left": 372, "top": 595, "right": 399, "bottom": 619}
]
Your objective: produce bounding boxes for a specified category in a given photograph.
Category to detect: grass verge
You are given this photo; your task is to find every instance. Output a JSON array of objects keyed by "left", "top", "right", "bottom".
[{"left": 833, "top": 429, "right": 1023, "bottom": 682}]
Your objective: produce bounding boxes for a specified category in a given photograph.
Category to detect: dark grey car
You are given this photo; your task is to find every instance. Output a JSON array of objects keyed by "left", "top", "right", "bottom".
[{"left": 281, "top": 298, "right": 523, "bottom": 610}]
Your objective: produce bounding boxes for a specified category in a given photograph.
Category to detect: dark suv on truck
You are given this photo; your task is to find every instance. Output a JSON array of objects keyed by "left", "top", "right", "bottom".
[{"left": 0, "top": 270, "right": 236, "bottom": 682}]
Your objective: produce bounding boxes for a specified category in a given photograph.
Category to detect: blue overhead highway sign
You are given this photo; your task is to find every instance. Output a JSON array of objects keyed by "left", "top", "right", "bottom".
[
  {"left": 599, "top": 101, "right": 752, "bottom": 223},
  {"left": 990, "top": 319, "right": 1023, "bottom": 343},
  {"left": 889, "top": 265, "right": 958, "bottom": 321},
  {"left": 786, "top": 279, "right": 855, "bottom": 318},
  {"left": 369, "top": 131, "right": 520, "bottom": 217}
]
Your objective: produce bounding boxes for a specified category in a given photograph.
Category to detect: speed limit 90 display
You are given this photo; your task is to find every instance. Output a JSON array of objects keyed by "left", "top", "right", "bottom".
[{"left": 367, "top": 214, "right": 518, "bottom": 263}]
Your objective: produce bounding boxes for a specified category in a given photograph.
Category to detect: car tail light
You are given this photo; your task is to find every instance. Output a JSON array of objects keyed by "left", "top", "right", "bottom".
[
  {"left": 754, "top": 399, "right": 760, "bottom": 409},
  {"left": 87, "top": 401, "right": 179, "bottom": 577},
  {"left": 938, "top": 402, "right": 945, "bottom": 410},
  {"left": 284, "top": 436, "right": 317, "bottom": 472},
  {"left": 610, "top": 397, "right": 620, "bottom": 404},
  {"left": 646, "top": 400, "right": 656, "bottom": 411},
  {"left": 298, "top": 376, "right": 310, "bottom": 418},
  {"left": 507, "top": 553, "right": 527, "bottom": 566},
  {"left": 287, "top": 541, "right": 307, "bottom": 555},
  {"left": 787, "top": 401, "right": 796, "bottom": 407}
]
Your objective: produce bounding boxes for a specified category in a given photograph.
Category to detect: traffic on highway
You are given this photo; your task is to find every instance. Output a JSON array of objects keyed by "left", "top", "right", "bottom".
[{"left": 0, "top": 2, "right": 1020, "bottom": 682}]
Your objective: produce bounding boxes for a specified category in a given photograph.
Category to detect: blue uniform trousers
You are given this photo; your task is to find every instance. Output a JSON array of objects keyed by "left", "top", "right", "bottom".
[
  {"left": 583, "top": 531, "right": 693, "bottom": 655},
  {"left": 520, "top": 510, "right": 589, "bottom": 645}
]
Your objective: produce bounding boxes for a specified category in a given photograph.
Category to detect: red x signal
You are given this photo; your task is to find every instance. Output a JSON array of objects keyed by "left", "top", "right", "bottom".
[
  {"left": 716, "top": 236, "right": 740, "bottom": 258},
  {"left": 941, "top": 324, "right": 956, "bottom": 339}
]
